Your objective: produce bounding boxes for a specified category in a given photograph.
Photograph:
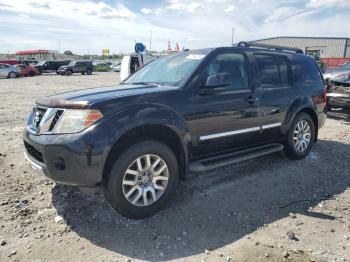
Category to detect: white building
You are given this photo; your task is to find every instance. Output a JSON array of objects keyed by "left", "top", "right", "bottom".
[{"left": 252, "top": 37, "right": 350, "bottom": 59}]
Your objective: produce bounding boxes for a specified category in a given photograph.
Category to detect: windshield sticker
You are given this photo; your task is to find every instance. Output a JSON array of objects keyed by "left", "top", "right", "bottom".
[{"left": 186, "top": 54, "right": 205, "bottom": 60}]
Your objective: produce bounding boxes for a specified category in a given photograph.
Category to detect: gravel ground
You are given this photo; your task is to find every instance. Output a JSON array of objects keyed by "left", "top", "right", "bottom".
[{"left": 0, "top": 72, "right": 349, "bottom": 262}]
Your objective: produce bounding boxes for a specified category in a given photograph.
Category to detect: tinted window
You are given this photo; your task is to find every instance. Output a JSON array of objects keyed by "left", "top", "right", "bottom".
[
  {"left": 202, "top": 53, "right": 249, "bottom": 90},
  {"left": 275, "top": 56, "right": 289, "bottom": 86},
  {"left": 293, "top": 56, "right": 323, "bottom": 86},
  {"left": 255, "top": 54, "right": 280, "bottom": 87}
]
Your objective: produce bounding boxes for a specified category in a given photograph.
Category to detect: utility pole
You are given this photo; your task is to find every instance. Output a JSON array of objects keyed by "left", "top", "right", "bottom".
[
  {"left": 231, "top": 27, "right": 235, "bottom": 46},
  {"left": 149, "top": 31, "right": 152, "bottom": 51}
]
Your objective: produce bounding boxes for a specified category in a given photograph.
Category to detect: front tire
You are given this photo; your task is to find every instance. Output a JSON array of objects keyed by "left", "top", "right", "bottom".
[
  {"left": 86, "top": 69, "right": 92, "bottom": 75},
  {"left": 285, "top": 112, "right": 315, "bottom": 159},
  {"left": 65, "top": 70, "right": 72, "bottom": 76},
  {"left": 8, "top": 72, "right": 17, "bottom": 78},
  {"left": 104, "top": 141, "right": 179, "bottom": 219}
]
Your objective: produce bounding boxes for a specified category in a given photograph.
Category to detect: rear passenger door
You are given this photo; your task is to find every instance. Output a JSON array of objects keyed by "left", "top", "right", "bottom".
[{"left": 254, "top": 53, "right": 294, "bottom": 142}]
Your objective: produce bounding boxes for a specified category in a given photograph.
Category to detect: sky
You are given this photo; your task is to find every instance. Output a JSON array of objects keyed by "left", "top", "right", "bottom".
[{"left": 0, "top": 0, "right": 349, "bottom": 55}]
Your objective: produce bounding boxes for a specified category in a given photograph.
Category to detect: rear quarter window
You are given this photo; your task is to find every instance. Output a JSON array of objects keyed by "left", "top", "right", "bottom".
[{"left": 292, "top": 56, "right": 324, "bottom": 88}]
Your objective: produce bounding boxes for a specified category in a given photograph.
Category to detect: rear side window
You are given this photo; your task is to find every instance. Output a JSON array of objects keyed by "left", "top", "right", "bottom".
[
  {"left": 275, "top": 56, "right": 289, "bottom": 86},
  {"left": 254, "top": 54, "right": 290, "bottom": 88},
  {"left": 293, "top": 56, "right": 323, "bottom": 87}
]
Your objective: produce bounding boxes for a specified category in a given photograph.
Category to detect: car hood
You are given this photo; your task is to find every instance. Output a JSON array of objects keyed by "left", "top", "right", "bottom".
[
  {"left": 324, "top": 68, "right": 350, "bottom": 84},
  {"left": 324, "top": 67, "right": 350, "bottom": 80},
  {"left": 35, "top": 84, "right": 178, "bottom": 109}
]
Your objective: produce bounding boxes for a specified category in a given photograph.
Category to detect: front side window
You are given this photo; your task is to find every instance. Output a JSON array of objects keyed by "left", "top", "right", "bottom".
[
  {"left": 201, "top": 53, "right": 249, "bottom": 90},
  {"left": 124, "top": 50, "right": 211, "bottom": 86}
]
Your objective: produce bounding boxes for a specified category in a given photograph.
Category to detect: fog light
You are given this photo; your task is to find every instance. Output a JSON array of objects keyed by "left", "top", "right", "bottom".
[{"left": 54, "top": 157, "right": 66, "bottom": 171}]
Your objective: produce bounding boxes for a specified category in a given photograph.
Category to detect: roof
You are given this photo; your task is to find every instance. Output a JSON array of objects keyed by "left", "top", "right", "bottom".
[
  {"left": 16, "top": 50, "right": 50, "bottom": 55},
  {"left": 253, "top": 36, "right": 350, "bottom": 42}
]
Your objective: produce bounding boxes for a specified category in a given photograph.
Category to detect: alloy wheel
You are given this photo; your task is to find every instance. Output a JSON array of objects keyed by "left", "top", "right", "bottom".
[
  {"left": 122, "top": 154, "right": 169, "bottom": 207},
  {"left": 293, "top": 120, "right": 311, "bottom": 152}
]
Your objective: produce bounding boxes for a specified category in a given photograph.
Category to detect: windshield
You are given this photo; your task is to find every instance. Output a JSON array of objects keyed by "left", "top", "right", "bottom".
[
  {"left": 68, "top": 61, "right": 76, "bottom": 66},
  {"left": 36, "top": 61, "right": 46, "bottom": 66},
  {"left": 124, "top": 50, "right": 210, "bottom": 86},
  {"left": 343, "top": 62, "right": 350, "bottom": 68}
]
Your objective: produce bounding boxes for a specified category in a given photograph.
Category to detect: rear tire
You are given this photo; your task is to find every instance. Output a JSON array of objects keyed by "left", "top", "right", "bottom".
[
  {"left": 285, "top": 112, "right": 315, "bottom": 160},
  {"left": 104, "top": 141, "right": 179, "bottom": 219}
]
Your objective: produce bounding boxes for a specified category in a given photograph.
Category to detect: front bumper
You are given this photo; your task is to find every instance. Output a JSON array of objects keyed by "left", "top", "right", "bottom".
[
  {"left": 24, "top": 151, "right": 44, "bottom": 176},
  {"left": 23, "top": 128, "right": 106, "bottom": 187}
]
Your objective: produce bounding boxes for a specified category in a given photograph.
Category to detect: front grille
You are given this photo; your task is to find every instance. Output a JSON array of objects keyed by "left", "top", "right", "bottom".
[
  {"left": 24, "top": 141, "right": 44, "bottom": 163},
  {"left": 32, "top": 107, "right": 47, "bottom": 128},
  {"left": 48, "top": 110, "right": 64, "bottom": 132}
]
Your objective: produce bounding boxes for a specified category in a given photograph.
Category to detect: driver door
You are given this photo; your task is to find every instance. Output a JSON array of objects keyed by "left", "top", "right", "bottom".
[{"left": 190, "top": 51, "right": 261, "bottom": 158}]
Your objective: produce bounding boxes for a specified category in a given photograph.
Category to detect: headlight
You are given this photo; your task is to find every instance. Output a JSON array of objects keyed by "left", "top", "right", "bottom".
[{"left": 54, "top": 109, "right": 103, "bottom": 134}]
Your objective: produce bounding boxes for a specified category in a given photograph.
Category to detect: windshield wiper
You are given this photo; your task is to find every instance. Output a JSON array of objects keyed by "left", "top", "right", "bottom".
[{"left": 125, "top": 82, "right": 162, "bottom": 87}]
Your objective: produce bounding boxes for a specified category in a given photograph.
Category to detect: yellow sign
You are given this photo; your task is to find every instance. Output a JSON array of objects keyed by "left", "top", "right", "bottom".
[{"left": 102, "top": 49, "right": 109, "bottom": 56}]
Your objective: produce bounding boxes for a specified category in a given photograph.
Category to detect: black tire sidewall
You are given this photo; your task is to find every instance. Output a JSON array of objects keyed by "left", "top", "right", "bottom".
[
  {"left": 105, "top": 141, "right": 179, "bottom": 219},
  {"left": 9, "top": 72, "right": 16, "bottom": 78},
  {"left": 286, "top": 112, "right": 315, "bottom": 159},
  {"left": 87, "top": 69, "right": 92, "bottom": 75}
]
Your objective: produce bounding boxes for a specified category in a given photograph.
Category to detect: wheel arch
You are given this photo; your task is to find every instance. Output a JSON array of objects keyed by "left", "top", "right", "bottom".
[
  {"left": 102, "top": 123, "right": 189, "bottom": 185},
  {"left": 285, "top": 106, "right": 319, "bottom": 142},
  {"left": 297, "top": 107, "right": 318, "bottom": 142}
]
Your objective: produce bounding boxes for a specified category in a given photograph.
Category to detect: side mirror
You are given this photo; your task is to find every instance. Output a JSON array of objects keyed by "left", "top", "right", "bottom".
[{"left": 205, "top": 72, "right": 232, "bottom": 88}]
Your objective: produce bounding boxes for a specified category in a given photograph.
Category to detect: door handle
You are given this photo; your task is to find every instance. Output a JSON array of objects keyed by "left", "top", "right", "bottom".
[{"left": 247, "top": 96, "right": 258, "bottom": 104}]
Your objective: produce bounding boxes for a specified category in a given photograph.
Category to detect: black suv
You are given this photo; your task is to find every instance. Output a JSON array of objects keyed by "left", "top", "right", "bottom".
[
  {"left": 34, "top": 60, "right": 70, "bottom": 74},
  {"left": 57, "top": 61, "right": 94, "bottom": 76},
  {"left": 23, "top": 42, "right": 327, "bottom": 219}
]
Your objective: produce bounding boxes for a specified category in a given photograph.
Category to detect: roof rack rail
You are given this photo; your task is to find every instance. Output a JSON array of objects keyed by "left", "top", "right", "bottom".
[{"left": 237, "top": 41, "right": 304, "bottom": 54}]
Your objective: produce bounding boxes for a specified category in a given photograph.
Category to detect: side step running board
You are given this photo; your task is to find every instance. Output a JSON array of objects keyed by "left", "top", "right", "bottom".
[{"left": 189, "top": 143, "right": 284, "bottom": 173}]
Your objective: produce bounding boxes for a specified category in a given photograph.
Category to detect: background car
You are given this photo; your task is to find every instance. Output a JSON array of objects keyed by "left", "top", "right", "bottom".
[
  {"left": 111, "top": 63, "right": 121, "bottom": 72},
  {"left": 15, "top": 64, "right": 40, "bottom": 77},
  {"left": 323, "top": 61, "right": 350, "bottom": 84},
  {"left": 94, "top": 62, "right": 111, "bottom": 72},
  {"left": 34, "top": 60, "right": 70, "bottom": 74},
  {"left": 0, "top": 63, "right": 20, "bottom": 78},
  {"left": 57, "top": 61, "right": 94, "bottom": 76}
]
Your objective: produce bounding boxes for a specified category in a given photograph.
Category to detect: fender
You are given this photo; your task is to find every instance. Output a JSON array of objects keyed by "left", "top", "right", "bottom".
[
  {"left": 283, "top": 95, "right": 318, "bottom": 135},
  {"left": 100, "top": 103, "right": 191, "bottom": 178}
]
